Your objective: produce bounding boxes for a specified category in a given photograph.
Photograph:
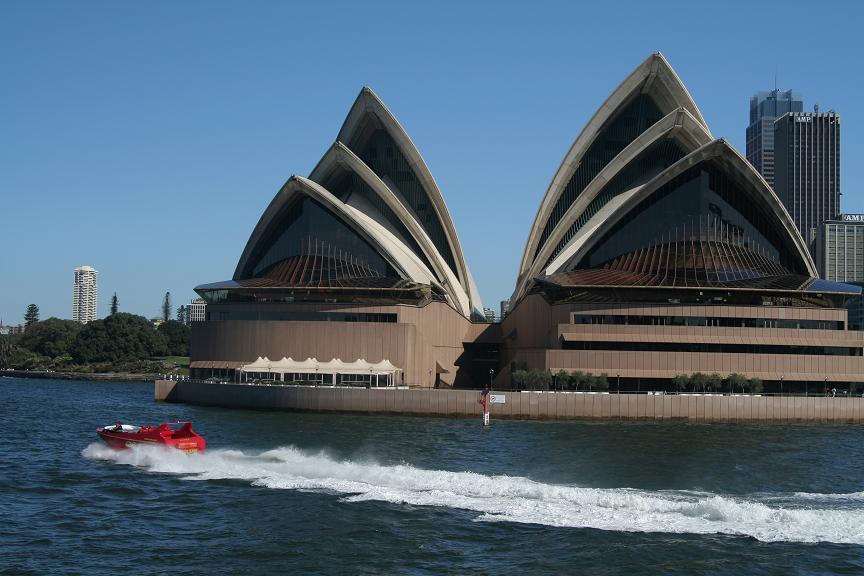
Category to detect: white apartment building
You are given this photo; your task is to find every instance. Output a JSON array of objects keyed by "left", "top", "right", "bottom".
[
  {"left": 73, "top": 266, "right": 98, "bottom": 323},
  {"left": 189, "top": 298, "right": 207, "bottom": 322}
]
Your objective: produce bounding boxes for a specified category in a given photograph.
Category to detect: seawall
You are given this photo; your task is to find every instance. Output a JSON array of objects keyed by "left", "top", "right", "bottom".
[
  {"left": 155, "top": 381, "right": 864, "bottom": 422},
  {"left": 4, "top": 370, "right": 156, "bottom": 382}
]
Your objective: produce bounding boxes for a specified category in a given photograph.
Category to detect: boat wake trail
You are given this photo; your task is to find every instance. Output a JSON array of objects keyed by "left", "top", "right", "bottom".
[{"left": 83, "top": 443, "right": 864, "bottom": 544}]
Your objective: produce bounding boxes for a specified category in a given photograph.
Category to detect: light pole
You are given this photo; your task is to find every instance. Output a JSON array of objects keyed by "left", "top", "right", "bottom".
[{"left": 489, "top": 368, "right": 494, "bottom": 390}]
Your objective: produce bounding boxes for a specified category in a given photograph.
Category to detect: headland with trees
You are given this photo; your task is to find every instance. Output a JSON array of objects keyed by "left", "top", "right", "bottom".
[{"left": 0, "top": 299, "right": 190, "bottom": 380}]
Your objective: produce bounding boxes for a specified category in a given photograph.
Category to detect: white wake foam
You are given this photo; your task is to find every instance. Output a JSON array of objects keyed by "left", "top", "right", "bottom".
[{"left": 82, "top": 443, "right": 864, "bottom": 544}]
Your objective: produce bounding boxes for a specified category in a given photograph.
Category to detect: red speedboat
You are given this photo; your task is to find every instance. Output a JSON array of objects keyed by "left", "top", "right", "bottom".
[{"left": 96, "top": 422, "right": 206, "bottom": 453}]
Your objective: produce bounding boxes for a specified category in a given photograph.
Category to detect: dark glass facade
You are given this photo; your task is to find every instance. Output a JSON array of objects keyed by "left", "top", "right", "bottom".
[
  {"left": 348, "top": 126, "right": 458, "bottom": 276},
  {"left": 322, "top": 169, "right": 436, "bottom": 274},
  {"left": 238, "top": 196, "right": 398, "bottom": 281},
  {"left": 561, "top": 340, "right": 862, "bottom": 356},
  {"left": 545, "top": 139, "right": 687, "bottom": 267},
  {"left": 579, "top": 160, "right": 805, "bottom": 273},
  {"left": 209, "top": 310, "right": 397, "bottom": 322},
  {"left": 535, "top": 94, "right": 663, "bottom": 260},
  {"left": 573, "top": 314, "right": 843, "bottom": 330},
  {"left": 745, "top": 90, "right": 803, "bottom": 189},
  {"left": 774, "top": 112, "right": 841, "bottom": 257}
]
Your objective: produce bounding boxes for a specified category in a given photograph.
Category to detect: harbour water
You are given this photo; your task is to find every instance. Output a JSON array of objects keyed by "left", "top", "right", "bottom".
[{"left": 2, "top": 377, "right": 864, "bottom": 575}]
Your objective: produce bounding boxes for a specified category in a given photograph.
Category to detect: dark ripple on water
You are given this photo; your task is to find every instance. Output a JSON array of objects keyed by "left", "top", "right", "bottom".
[{"left": 2, "top": 378, "right": 864, "bottom": 575}]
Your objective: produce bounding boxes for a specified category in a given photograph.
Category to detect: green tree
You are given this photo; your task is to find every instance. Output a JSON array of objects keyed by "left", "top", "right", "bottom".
[
  {"left": 570, "top": 370, "right": 589, "bottom": 391},
  {"left": 70, "top": 313, "right": 167, "bottom": 363},
  {"left": 18, "top": 318, "right": 83, "bottom": 358},
  {"left": 727, "top": 373, "right": 747, "bottom": 394},
  {"left": 162, "top": 292, "right": 172, "bottom": 323},
  {"left": 690, "top": 372, "right": 708, "bottom": 392},
  {"left": 672, "top": 374, "right": 689, "bottom": 393},
  {"left": 8, "top": 345, "right": 39, "bottom": 369},
  {"left": 747, "top": 378, "right": 764, "bottom": 394},
  {"left": 176, "top": 305, "right": 189, "bottom": 324},
  {"left": 592, "top": 373, "right": 609, "bottom": 391},
  {"left": 707, "top": 373, "right": 723, "bottom": 393},
  {"left": 512, "top": 370, "right": 528, "bottom": 390},
  {"left": 157, "top": 320, "right": 190, "bottom": 356},
  {"left": 110, "top": 293, "right": 118, "bottom": 315},
  {"left": 24, "top": 304, "right": 39, "bottom": 327},
  {"left": 555, "top": 369, "right": 570, "bottom": 390},
  {"left": 0, "top": 336, "right": 14, "bottom": 368},
  {"left": 526, "top": 369, "right": 552, "bottom": 390}
]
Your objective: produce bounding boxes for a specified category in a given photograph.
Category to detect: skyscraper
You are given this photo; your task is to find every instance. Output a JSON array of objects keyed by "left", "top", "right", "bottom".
[
  {"left": 73, "top": 266, "right": 98, "bottom": 323},
  {"left": 500, "top": 298, "right": 510, "bottom": 319},
  {"left": 774, "top": 110, "right": 841, "bottom": 256},
  {"left": 746, "top": 89, "right": 803, "bottom": 189}
]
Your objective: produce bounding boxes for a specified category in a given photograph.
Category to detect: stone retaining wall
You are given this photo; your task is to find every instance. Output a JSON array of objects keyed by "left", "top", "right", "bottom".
[{"left": 155, "top": 381, "right": 864, "bottom": 422}]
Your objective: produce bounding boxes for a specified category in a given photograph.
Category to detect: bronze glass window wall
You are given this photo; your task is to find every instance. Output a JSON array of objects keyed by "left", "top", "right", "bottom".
[
  {"left": 210, "top": 311, "right": 397, "bottom": 322},
  {"left": 561, "top": 340, "right": 861, "bottom": 356},
  {"left": 573, "top": 314, "right": 844, "bottom": 330}
]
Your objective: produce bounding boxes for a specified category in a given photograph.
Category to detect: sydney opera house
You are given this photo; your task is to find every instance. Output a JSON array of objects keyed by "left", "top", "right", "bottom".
[{"left": 191, "top": 53, "right": 864, "bottom": 391}]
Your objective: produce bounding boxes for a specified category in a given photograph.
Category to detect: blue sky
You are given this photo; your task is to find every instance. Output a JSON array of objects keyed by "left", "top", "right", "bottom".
[{"left": 2, "top": 0, "right": 862, "bottom": 323}]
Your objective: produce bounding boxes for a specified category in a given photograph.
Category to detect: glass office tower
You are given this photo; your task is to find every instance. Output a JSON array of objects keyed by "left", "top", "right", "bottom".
[
  {"left": 745, "top": 90, "right": 803, "bottom": 189},
  {"left": 774, "top": 111, "right": 841, "bottom": 257}
]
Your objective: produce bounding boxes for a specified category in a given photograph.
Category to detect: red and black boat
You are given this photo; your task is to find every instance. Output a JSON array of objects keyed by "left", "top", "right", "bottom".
[{"left": 96, "top": 422, "right": 206, "bottom": 453}]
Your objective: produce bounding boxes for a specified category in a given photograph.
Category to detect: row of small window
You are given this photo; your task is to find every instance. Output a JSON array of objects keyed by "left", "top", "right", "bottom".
[
  {"left": 572, "top": 314, "right": 843, "bottom": 330},
  {"left": 561, "top": 340, "right": 862, "bottom": 356},
  {"left": 212, "top": 311, "right": 397, "bottom": 323}
]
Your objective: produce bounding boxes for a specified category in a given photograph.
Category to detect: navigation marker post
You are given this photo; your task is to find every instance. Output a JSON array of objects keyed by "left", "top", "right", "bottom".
[
  {"left": 481, "top": 369, "right": 494, "bottom": 426},
  {"left": 483, "top": 399, "right": 490, "bottom": 426}
]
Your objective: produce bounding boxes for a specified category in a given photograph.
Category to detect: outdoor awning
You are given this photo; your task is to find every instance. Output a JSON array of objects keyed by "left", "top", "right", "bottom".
[
  {"left": 239, "top": 357, "right": 401, "bottom": 375},
  {"left": 189, "top": 360, "right": 246, "bottom": 369}
]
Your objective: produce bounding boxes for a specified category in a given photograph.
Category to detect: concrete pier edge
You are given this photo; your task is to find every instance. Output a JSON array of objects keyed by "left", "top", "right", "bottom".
[{"left": 155, "top": 381, "right": 864, "bottom": 423}]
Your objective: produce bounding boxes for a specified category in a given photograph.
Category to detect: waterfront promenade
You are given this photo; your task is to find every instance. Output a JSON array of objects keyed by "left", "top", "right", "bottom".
[{"left": 155, "top": 380, "right": 864, "bottom": 423}]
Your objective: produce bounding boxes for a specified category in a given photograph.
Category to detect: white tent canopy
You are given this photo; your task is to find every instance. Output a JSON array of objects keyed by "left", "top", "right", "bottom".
[
  {"left": 239, "top": 356, "right": 402, "bottom": 386},
  {"left": 242, "top": 356, "right": 273, "bottom": 371}
]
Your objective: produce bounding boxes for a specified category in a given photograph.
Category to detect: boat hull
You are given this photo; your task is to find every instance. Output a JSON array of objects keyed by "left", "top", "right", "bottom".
[{"left": 96, "top": 422, "right": 206, "bottom": 453}]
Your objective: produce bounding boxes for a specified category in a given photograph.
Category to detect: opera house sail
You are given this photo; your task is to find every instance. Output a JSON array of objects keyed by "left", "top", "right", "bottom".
[
  {"left": 191, "top": 53, "right": 864, "bottom": 392},
  {"left": 192, "top": 88, "right": 491, "bottom": 388},
  {"left": 504, "top": 53, "right": 863, "bottom": 392}
]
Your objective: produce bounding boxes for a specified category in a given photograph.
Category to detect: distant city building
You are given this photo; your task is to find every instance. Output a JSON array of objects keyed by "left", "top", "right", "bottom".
[
  {"left": 500, "top": 298, "right": 510, "bottom": 319},
  {"left": 816, "top": 215, "right": 864, "bottom": 282},
  {"left": 774, "top": 109, "right": 841, "bottom": 257},
  {"left": 189, "top": 298, "right": 207, "bottom": 322},
  {"left": 0, "top": 323, "right": 25, "bottom": 335},
  {"left": 72, "top": 266, "right": 98, "bottom": 324},
  {"left": 746, "top": 89, "right": 803, "bottom": 189},
  {"left": 483, "top": 307, "right": 496, "bottom": 323},
  {"left": 816, "top": 216, "right": 864, "bottom": 331}
]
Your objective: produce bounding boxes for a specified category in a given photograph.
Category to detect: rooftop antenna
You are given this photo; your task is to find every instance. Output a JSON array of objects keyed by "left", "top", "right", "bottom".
[{"left": 774, "top": 65, "right": 777, "bottom": 92}]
